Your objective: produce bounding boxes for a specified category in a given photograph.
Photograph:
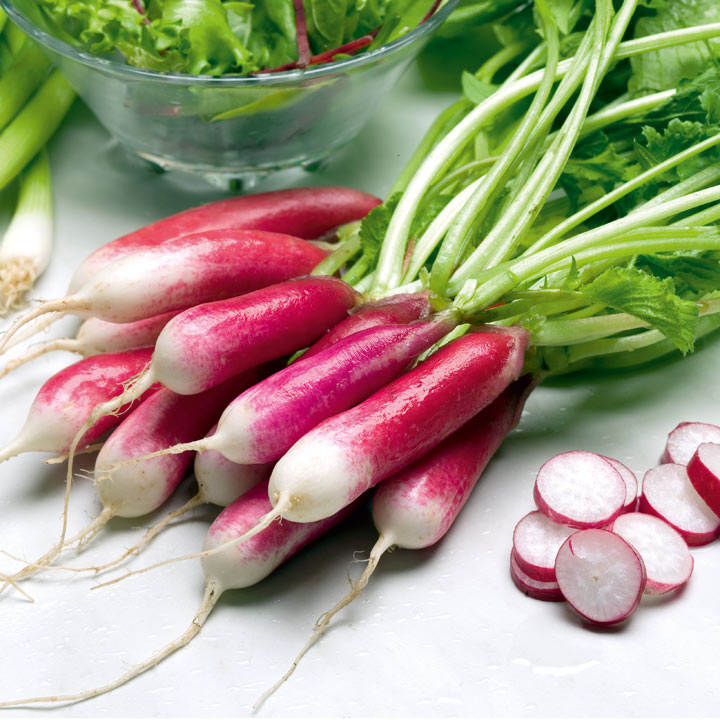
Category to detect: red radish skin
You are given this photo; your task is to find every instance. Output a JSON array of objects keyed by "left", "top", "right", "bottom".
[
  {"left": 611, "top": 513, "right": 693, "bottom": 595},
  {"left": 602, "top": 457, "right": 638, "bottom": 513},
  {"left": 510, "top": 550, "right": 564, "bottom": 602},
  {"left": 70, "top": 187, "right": 381, "bottom": 291},
  {"left": 662, "top": 422, "right": 720, "bottom": 466},
  {"left": 302, "top": 292, "right": 432, "bottom": 359},
  {"left": 687, "top": 443, "right": 720, "bottom": 516},
  {"left": 0, "top": 230, "right": 328, "bottom": 353},
  {"left": 533, "top": 451, "right": 625, "bottom": 529},
  {"left": 554, "top": 529, "right": 646, "bottom": 626},
  {"left": 0, "top": 348, "right": 158, "bottom": 464},
  {"left": 640, "top": 464, "right": 720, "bottom": 546},
  {"left": 512, "top": 511, "right": 575, "bottom": 583},
  {"left": 0, "top": 482, "right": 359, "bottom": 707},
  {"left": 268, "top": 328, "right": 528, "bottom": 523}
]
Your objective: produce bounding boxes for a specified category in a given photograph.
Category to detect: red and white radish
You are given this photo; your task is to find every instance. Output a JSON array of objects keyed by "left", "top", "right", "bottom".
[
  {"left": 533, "top": 451, "right": 626, "bottom": 528},
  {"left": 611, "top": 513, "right": 693, "bottom": 595},
  {"left": 512, "top": 510, "right": 574, "bottom": 583},
  {"left": 70, "top": 186, "right": 380, "bottom": 290},
  {"left": 687, "top": 443, "right": 720, "bottom": 517},
  {"left": 510, "top": 550, "right": 563, "bottom": 602},
  {"left": 554, "top": 529, "right": 646, "bottom": 626},
  {"left": 639, "top": 464, "right": 720, "bottom": 546},
  {"left": 602, "top": 456, "right": 638, "bottom": 512},
  {"left": 662, "top": 422, "right": 720, "bottom": 466},
  {"left": 0, "top": 229, "right": 327, "bottom": 353}
]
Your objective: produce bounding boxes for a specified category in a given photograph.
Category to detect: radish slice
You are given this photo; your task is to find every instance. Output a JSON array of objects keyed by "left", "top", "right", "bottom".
[
  {"left": 662, "top": 422, "right": 720, "bottom": 465},
  {"left": 602, "top": 456, "right": 638, "bottom": 512},
  {"left": 611, "top": 513, "right": 693, "bottom": 595},
  {"left": 554, "top": 529, "right": 646, "bottom": 626},
  {"left": 639, "top": 464, "right": 720, "bottom": 546},
  {"left": 510, "top": 550, "right": 564, "bottom": 602},
  {"left": 687, "top": 443, "right": 720, "bottom": 517},
  {"left": 512, "top": 511, "right": 575, "bottom": 582},
  {"left": 534, "top": 451, "right": 625, "bottom": 528}
]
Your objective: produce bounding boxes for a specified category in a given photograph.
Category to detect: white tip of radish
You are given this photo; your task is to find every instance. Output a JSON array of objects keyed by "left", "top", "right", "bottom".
[
  {"left": 602, "top": 456, "right": 638, "bottom": 512},
  {"left": 663, "top": 422, "right": 720, "bottom": 465},
  {"left": 554, "top": 529, "right": 646, "bottom": 626},
  {"left": 510, "top": 550, "right": 563, "bottom": 601},
  {"left": 611, "top": 513, "right": 693, "bottom": 595},
  {"left": 640, "top": 464, "right": 720, "bottom": 546},
  {"left": 512, "top": 511, "right": 575, "bottom": 582},
  {"left": 534, "top": 451, "right": 625, "bottom": 529},
  {"left": 687, "top": 443, "right": 720, "bottom": 517}
]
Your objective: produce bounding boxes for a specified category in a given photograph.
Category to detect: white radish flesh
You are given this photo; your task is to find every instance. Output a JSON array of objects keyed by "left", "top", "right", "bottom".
[
  {"left": 533, "top": 451, "right": 625, "bottom": 528},
  {"left": 640, "top": 464, "right": 720, "bottom": 546},
  {"left": 662, "top": 421, "right": 720, "bottom": 465},
  {"left": 510, "top": 550, "right": 564, "bottom": 601},
  {"left": 611, "top": 512, "right": 693, "bottom": 595},
  {"left": 603, "top": 456, "right": 638, "bottom": 512},
  {"left": 512, "top": 511, "right": 575, "bottom": 582},
  {"left": 554, "top": 529, "right": 646, "bottom": 626},
  {"left": 687, "top": 443, "right": 720, "bottom": 517}
]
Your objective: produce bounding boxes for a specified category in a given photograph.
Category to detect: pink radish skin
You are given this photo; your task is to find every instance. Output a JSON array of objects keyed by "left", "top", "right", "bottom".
[
  {"left": 602, "top": 456, "right": 638, "bottom": 512},
  {"left": 512, "top": 511, "right": 575, "bottom": 583},
  {"left": 662, "top": 422, "right": 720, "bottom": 465},
  {"left": 611, "top": 513, "right": 693, "bottom": 595},
  {"left": 0, "top": 348, "right": 159, "bottom": 464},
  {"left": 269, "top": 327, "right": 528, "bottom": 523},
  {"left": 510, "top": 550, "right": 564, "bottom": 602},
  {"left": 639, "top": 464, "right": 720, "bottom": 546},
  {"left": 302, "top": 292, "right": 432, "bottom": 359},
  {"left": 554, "top": 529, "right": 646, "bottom": 626},
  {"left": 204, "top": 314, "right": 458, "bottom": 465},
  {"left": 70, "top": 187, "right": 381, "bottom": 291},
  {"left": 533, "top": 451, "right": 625, "bottom": 529},
  {"left": 687, "top": 443, "right": 720, "bottom": 517}
]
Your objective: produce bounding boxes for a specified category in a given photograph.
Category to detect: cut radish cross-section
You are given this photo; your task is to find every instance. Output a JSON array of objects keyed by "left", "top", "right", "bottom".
[
  {"left": 612, "top": 513, "right": 693, "bottom": 595},
  {"left": 662, "top": 422, "right": 720, "bottom": 465},
  {"left": 687, "top": 443, "right": 720, "bottom": 517},
  {"left": 554, "top": 529, "right": 646, "bottom": 626},
  {"left": 534, "top": 451, "right": 625, "bottom": 528},
  {"left": 602, "top": 456, "right": 638, "bottom": 512},
  {"left": 512, "top": 511, "right": 575, "bottom": 582},
  {"left": 640, "top": 464, "right": 720, "bottom": 546},
  {"left": 510, "top": 550, "right": 564, "bottom": 601}
]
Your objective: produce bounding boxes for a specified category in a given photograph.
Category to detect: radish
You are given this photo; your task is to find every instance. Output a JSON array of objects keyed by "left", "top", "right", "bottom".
[
  {"left": 602, "top": 456, "right": 638, "bottom": 512},
  {"left": 512, "top": 511, "right": 575, "bottom": 583},
  {"left": 0, "top": 311, "right": 180, "bottom": 380},
  {"left": 611, "top": 513, "right": 693, "bottom": 595},
  {"left": 0, "top": 348, "right": 158, "bottom": 465},
  {"left": 302, "top": 292, "right": 432, "bottom": 359},
  {"left": 533, "top": 451, "right": 626, "bottom": 529},
  {"left": 0, "top": 229, "right": 327, "bottom": 353},
  {"left": 687, "top": 443, "right": 720, "bottom": 516},
  {"left": 554, "top": 529, "right": 646, "bottom": 626},
  {"left": 70, "top": 187, "right": 380, "bottom": 290},
  {"left": 510, "top": 550, "right": 564, "bottom": 602},
  {"left": 0, "top": 483, "right": 359, "bottom": 707},
  {"left": 639, "top": 464, "right": 720, "bottom": 546},
  {"left": 662, "top": 422, "right": 720, "bottom": 465}
]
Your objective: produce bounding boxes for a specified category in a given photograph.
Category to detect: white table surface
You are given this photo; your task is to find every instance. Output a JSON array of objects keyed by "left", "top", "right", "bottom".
[{"left": 1, "top": 62, "right": 720, "bottom": 719}]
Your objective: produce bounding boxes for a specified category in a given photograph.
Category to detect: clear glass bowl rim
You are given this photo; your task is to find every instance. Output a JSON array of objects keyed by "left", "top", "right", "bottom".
[{"left": 0, "top": 0, "right": 459, "bottom": 85}]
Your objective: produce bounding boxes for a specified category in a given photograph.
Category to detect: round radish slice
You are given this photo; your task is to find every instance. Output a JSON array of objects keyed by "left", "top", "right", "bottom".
[
  {"left": 687, "top": 443, "right": 720, "bottom": 517},
  {"left": 534, "top": 451, "right": 625, "bottom": 528},
  {"left": 602, "top": 456, "right": 638, "bottom": 512},
  {"left": 554, "top": 529, "right": 646, "bottom": 626},
  {"left": 512, "top": 511, "right": 575, "bottom": 582},
  {"left": 662, "top": 422, "right": 720, "bottom": 465},
  {"left": 611, "top": 513, "right": 693, "bottom": 595},
  {"left": 640, "top": 464, "right": 720, "bottom": 546},
  {"left": 510, "top": 550, "right": 564, "bottom": 602}
]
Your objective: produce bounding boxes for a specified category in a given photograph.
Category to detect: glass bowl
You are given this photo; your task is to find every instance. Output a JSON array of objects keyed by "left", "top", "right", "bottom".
[{"left": 1, "top": 0, "right": 458, "bottom": 184}]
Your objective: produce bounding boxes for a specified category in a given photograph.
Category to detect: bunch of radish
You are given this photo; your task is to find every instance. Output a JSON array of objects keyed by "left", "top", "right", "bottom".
[{"left": 510, "top": 420, "right": 720, "bottom": 626}]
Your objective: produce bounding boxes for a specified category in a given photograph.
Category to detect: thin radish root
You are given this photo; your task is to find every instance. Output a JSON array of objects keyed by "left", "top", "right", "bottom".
[
  {"left": 0, "top": 568, "right": 35, "bottom": 602},
  {"left": 0, "top": 258, "right": 37, "bottom": 315},
  {"left": 0, "top": 337, "right": 78, "bottom": 379},
  {"left": 103, "top": 440, "right": 209, "bottom": 477},
  {"left": 0, "top": 298, "right": 79, "bottom": 354},
  {"left": 0, "top": 583, "right": 220, "bottom": 707},
  {"left": 45, "top": 443, "right": 104, "bottom": 465},
  {"left": 1, "top": 311, "right": 65, "bottom": 353},
  {"left": 254, "top": 534, "right": 392, "bottom": 710},
  {"left": 93, "top": 505, "right": 286, "bottom": 590}
]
